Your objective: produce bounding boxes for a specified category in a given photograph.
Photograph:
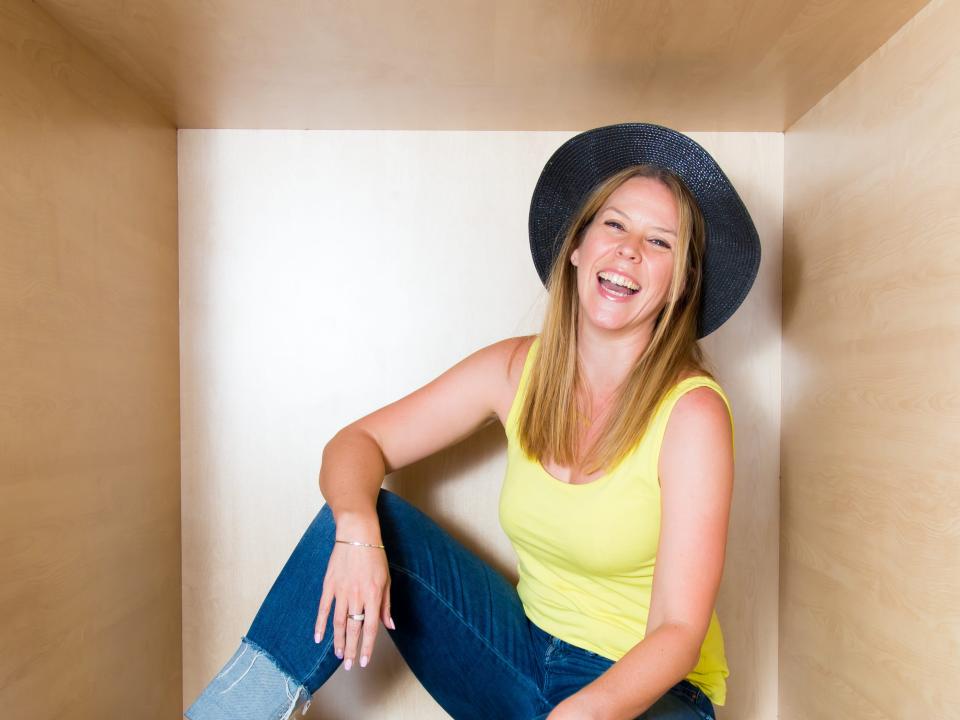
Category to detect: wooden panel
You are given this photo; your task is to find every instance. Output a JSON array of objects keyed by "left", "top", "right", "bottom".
[
  {"left": 0, "top": 0, "right": 179, "bottom": 717},
  {"left": 177, "top": 129, "right": 781, "bottom": 718},
  {"left": 34, "top": 0, "right": 927, "bottom": 131},
  {"left": 782, "top": 0, "right": 960, "bottom": 717},
  {"left": 693, "top": 133, "right": 783, "bottom": 720}
]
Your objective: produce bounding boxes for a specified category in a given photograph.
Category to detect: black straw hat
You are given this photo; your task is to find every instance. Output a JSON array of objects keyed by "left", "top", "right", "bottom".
[{"left": 528, "top": 122, "right": 761, "bottom": 339}]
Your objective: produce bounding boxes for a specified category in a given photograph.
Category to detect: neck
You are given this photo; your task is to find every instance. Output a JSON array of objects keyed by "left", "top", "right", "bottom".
[{"left": 575, "top": 320, "right": 654, "bottom": 397}]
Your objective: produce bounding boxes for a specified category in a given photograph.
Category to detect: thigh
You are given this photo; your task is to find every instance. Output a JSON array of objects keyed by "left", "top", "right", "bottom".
[{"left": 375, "top": 487, "right": 552, "bottom": 720}]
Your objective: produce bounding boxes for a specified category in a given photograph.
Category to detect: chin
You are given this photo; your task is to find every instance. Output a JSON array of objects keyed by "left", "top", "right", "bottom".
[{"left": 582, "top": 309, "right": 636, "bottom": 332}]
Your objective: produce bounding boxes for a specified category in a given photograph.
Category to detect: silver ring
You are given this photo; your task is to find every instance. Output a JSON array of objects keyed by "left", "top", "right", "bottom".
[{"left": 347, "top": 612, "right": 365, "bottom": 622}]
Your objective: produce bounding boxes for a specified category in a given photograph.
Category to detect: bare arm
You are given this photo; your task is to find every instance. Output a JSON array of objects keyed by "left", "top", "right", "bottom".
[
  {"left": 549, "top": 386, "right": 734, "bottom": 719},
  {"left": 317, "top": 335, "right": 527, "bottom": 528},
  {"left": 319, "top": 428, "right": 387, "bottom": 543},
  {"left": 313, "top": 335, "right": 529, "bottom": 670}
]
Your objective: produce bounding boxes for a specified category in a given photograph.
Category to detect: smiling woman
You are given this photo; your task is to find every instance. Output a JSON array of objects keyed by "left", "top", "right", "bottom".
[
  {"left": 520, "top": 160, "right": 716, "bottom": 483},
  {"left": 573, "top": 175, "right": 681, "bottom": 328},
  {"left": 184, "top": 123, "right": 759, "bottom": 720}
]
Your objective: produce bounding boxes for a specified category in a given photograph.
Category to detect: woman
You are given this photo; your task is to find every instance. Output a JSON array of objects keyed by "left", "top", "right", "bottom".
[{"left": 185, "top": 123, "right": 760, "bottom": 720}]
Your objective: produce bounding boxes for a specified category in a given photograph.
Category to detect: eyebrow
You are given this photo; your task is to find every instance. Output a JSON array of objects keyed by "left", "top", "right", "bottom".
[{"left": 603, "top": 206, "right": 677, "bottom": 237}]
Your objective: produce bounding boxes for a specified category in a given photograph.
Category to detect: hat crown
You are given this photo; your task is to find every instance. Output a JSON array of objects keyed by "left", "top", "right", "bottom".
[{"left": 528, "top": 122, "right": 760, "bottom": 338}]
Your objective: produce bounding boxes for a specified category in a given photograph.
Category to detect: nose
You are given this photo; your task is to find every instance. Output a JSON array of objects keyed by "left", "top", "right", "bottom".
[{"left": 616, "top": 240, "right": 641, "bottom": 262}]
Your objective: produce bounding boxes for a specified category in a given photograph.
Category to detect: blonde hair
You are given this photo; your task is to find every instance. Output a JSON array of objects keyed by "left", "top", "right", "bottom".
[{"left": 515, "top": 164, "right": 712, "bottom": 476}]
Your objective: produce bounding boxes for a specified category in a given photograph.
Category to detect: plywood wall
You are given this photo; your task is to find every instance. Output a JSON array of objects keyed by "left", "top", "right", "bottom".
[
  {"left": 781, "top": 0, "right": 960, "bottom": 716},
  {"left": 0, "top": 0, "right": 180, "bottom": 717},
  {"left": 178, "top": 129, "right": 781, "bottom": 718},
  {"left": 32, "top": 0, "right": 931, "bottom": 132}
]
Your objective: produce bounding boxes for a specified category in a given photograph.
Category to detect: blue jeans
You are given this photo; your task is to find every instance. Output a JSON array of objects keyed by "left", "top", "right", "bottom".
[{"left": 184, "top": 488, "right": 716, "bottom": 720}]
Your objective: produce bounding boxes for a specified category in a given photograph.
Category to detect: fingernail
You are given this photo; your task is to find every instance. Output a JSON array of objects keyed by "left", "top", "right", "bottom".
[
  {"left": 314, "top": 632, "right": 321, "bottom": 644},
  {"left": 335, "top": 647, "right": 343, "bottom": 659},
  {"left": 360, "top": 655, "right": 368, "bottom": 668},
  {"left": 388, "top": 617, "right": 396, "bottom": 630},
  {"left": 344, "top": 658, "right": 352, "bottom": 671}
]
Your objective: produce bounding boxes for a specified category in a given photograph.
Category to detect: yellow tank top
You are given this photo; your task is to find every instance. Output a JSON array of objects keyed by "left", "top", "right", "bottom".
[{"left": 498, "top": 336, "right": 732, "bottom": 706}]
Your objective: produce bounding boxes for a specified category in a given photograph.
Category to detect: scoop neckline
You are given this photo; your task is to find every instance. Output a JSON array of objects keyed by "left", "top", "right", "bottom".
[
  {"left": 513, "top": 336, "right": 720, "bottom": 489},
  {"left": 534, "top": 458, "right": 620, "bottom": 490}
]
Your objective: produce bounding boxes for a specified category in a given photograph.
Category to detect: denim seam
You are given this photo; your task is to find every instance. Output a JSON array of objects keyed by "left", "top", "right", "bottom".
[
  {"left": 221, "top": 652, "right": 259, "bottom": 694},
  {"left": 539, "top": 640, "right": 563, "bottom": 712},
  {"left": 215, "top": 644, "right": 250, "bottom": 680},
  {"left": 298, "top": 628, "right": 336, "bottom": 690},
  {"left": 388, "top": 562, "right": 550, "bottom": 706},
  {"left": 238, "top": 635, "right": 314, "bottom": 717},
  {"left": 668, "top": 684, "right": 713, "bottom": 720}
]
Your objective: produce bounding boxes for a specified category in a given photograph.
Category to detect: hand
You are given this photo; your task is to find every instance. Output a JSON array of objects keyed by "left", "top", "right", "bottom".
[{"left": 314, "top": 520, "right": 394, "bottom": 671}]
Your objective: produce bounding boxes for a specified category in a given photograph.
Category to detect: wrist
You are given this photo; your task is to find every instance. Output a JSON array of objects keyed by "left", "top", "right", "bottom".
[
  {"left": 335, "top": 539, "right": 385, "bottom": 549},
  {"left": 333, "top": 509, "right": 382, "bottom": 544}
]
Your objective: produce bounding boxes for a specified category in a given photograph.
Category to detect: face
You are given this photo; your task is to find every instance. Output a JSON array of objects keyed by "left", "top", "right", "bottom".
[{"left": 570, "top": 176, "right": 679, "bottom": 336}]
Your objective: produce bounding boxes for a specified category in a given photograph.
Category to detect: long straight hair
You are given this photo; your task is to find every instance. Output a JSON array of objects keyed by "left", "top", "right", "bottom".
[{"left": 516, "top": 165, "right": 712, "bottom": 476}]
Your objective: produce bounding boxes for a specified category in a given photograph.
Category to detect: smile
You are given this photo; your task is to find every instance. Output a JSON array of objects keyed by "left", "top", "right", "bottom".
[{"left": 596, "top": 274, "right": 639, "bottom": 301}]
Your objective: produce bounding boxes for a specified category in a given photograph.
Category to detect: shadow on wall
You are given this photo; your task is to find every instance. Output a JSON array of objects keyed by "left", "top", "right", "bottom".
[{"left": 390, "top": 421, "right": 518, "bottom": 583}]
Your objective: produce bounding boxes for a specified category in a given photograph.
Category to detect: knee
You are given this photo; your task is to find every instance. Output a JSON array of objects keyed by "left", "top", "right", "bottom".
[
  {"left": 375, "top": 486, "right": 420, "bottom": 522},
  {"left": 375, "top": 486, "right": 400, "bottom": 508},
  {"left": 317, "top": 501, "right": 334, "bottom": 523},
  {"left": 317, "top": 487, "right": 402, "bottom": 526},
  {"left": 317, "top": 487, "right": 411, "bottom": 539},
  {"left": 373, "top": 488, "right": 427, "bottom": 548}
]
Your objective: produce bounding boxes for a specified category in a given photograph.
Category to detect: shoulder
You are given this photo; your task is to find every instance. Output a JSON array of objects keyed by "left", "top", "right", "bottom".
[
  {"left": 659, "top": 366, "right": 732, "bottom": 444},
  {"left": 670, "top": 367, "right": 730, "bottom": 413},
  {"left": 502, "top": 334, "right": 538, "bottom": 383},
  {"left": 670, "top": 385, "right": 731, "bottom": 424},
  {"left": 657, "top": 380, "right": 734, "bottom": 498},
  {"left": 669, "top": 367, "right": 731, "bottom": 423},
  {"left": 471, "top": 334, "right": 537, "bottom": 396},
  {"left": 660, "top": 379, "right": 733, "bottom": 466},
  {"left": 475, "top": 335, "right": 537, "bottom": 426}
]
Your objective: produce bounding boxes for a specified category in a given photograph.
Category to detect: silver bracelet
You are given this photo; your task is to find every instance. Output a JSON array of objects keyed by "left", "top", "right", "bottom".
[{"left": 335, "top": 539, "right": 385, "bottom": 549}]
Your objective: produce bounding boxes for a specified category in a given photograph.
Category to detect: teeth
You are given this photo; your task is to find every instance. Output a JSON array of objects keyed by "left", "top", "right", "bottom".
[{"left": 597, "top": 270, "right": 640, "bottom": 291}]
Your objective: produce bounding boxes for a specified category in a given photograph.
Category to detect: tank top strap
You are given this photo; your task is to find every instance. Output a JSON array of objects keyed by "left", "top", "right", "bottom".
[
  {"left": 505, "top": 336, "right": 735, "bottom": 460},
  {"left": 505, "top": 335, "right": 541, "bottom": 437},
  {"left": 646, "top": 375, "right": 736, "bottom": 461}
]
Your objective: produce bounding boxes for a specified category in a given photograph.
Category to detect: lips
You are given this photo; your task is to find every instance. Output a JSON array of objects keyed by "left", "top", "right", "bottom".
[
  {"left": 596, "top": 274, "right": 638, "bottom": 301},
  {"left": 596, "top": 267, "right": 641, "bottom": 288}
]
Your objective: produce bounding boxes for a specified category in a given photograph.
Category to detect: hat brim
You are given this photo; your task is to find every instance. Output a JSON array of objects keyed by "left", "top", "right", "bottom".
[{"left": 528, "top": 123, "right": 761, "bottom": 339}]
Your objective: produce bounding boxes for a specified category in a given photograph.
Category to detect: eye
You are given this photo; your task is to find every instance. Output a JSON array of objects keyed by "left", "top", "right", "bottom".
[
  {"left": 649, "top": 237, "right": 672, "bottom": 249},
  {"left": 604, "top": 220, "right": 625, "bottom": 231}
]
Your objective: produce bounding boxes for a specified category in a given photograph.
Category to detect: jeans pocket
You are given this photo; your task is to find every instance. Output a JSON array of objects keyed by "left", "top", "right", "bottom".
[
  {"left": 542, "top": 641, "right": 614, "bottom": 704},
  {"left": 667, "top": 680, "right": 715, "bottom": 720}
]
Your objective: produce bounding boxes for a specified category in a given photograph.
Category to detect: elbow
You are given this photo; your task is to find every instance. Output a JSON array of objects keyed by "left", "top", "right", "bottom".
[
  {"left": 320, "top": 425, "right": 388, "bottom": 475},
  {"left": 320, "top": 429, "right": 340, "bottom": 461},
  {"left": 317, "top": 429, "right": 348, "bottom": 485},
  {"left": 323, "top": 424, "right": 361, "bottom": 456}
]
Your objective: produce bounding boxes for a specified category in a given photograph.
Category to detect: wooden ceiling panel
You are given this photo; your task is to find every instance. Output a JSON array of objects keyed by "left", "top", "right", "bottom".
[{"left": 34, "top": 0, "right": 931, "bottom": 130}]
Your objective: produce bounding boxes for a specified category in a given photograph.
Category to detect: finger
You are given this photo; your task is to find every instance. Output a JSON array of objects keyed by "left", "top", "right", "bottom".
[
  {"left": 343, "top": 595, "right": 364, "bottom": 671},
  {"left": 358, "top": 590, "right": 380, "bottom": 668},
  {"left": 332, "top": 594, "right": 347, "bottom": 661},
  {"left": 380, "top": 578, "right": 395, "bottom": 630},
  {"left": 315, "top": 583, "right": 334, "bottom": 643}
]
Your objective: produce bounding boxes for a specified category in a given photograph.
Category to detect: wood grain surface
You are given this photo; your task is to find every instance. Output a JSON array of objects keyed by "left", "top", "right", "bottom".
[
  {"left": 0, "top": 0, "right": 179, "bottom": 717},
  {"left": 782, "top": 1, "right": 960, "bottom": 717},
  {"left": 4, "top": 0, "right": 953, "bottom": 716},
  {"left": 34, "top": 0, "right": 928, "bottom": 131},
  {"left": 176, "top": 129, "right": 782, "bottom": 719}
]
